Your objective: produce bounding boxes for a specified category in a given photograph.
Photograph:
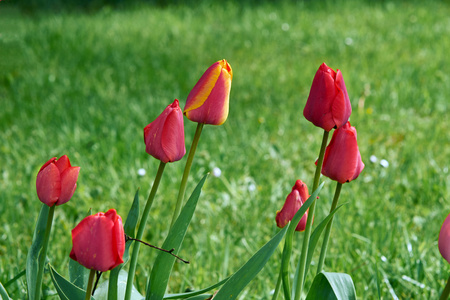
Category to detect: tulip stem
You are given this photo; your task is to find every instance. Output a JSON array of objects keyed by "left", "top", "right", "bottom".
[
  {"left": 294, "top": 130, "right": 329, "bottom": 300},
  {"left": 85, "top": 269, "right": 96, "bottom": 300},
  {"left": 34, "top": 204, "right": 55, "bottom": 300},
  {"left": 272, "top": 266, "right": 283, "bottom": 300},
  {"left": 170, "top": 122, "right": 204, "bottom": 228},
  {"left": 316, "top": 182, "right": 342, "bottom": 273},
  {"left": 441, "top": 274, "right": 450, "bottom": 300},
  {"left": 125, "top": 161, "right": 166, "bottom": 300}
]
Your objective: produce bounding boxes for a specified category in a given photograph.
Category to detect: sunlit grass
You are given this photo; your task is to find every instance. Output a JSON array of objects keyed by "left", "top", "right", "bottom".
[{"left": 0, "top": 1, "right": 449, "bottom": 298}]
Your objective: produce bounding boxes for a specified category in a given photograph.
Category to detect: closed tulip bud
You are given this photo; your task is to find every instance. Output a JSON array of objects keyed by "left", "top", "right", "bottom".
[
  {"left": 70, "top": 209, "right": 125, "bottom": 272},
  {"left": 36, "top": 155, "right": 80, "bottom": 207},
  {"left": 184, "top": 59, "right": 233, "bottom": 125},
  {"left": 303, "top": 63, "right": 352, "bottom": 131},
  {"left": 276, "top": 180, "right": 310, "bottom": 232},
  {"left": 439, "top": 213, "right": 450, "bottom": 264},
  {"left": 320, "top": 122, "right": 364, "bottom": 184},
  {"left": 144, "top": 99, "right": 186, "bottom": 163}
]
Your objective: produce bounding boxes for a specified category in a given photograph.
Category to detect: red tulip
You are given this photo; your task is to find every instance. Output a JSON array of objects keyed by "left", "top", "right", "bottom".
[
  {"left": 303, "top": 63, "right": 352, "bottom": 131},
  {"left": 184, "top": 59, "right": 233, "bottom": 125},
  {"left": 275, "top": 180, "right": 310, "bottom": 232},
  {"left": 320, "top": 122, "right": 364, "bottom": 183},
  {"left": 36, "top": 155, "right": 80, "bottom": 207},
  {"left": 439, "top": 213, "right": 450, "bottom": 264},
  {"left": 144, "top": 99, "right": 186, "bottom": 163},
  {"left": 70, "top": 209, "right": 125, "bottom": 272}
]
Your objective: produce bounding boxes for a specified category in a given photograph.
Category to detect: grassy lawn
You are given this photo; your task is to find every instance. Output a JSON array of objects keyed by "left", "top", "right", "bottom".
[{"left": 0, "top": 0, "right": 449, "bottom": 298}]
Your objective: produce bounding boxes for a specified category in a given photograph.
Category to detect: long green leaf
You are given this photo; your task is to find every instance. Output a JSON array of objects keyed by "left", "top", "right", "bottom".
[
  {"left": 212, "top": 226, "right": 288, "bottom": 300},
  {"left": 109, "top": 189, "right": 140, "bottom": 300},
  {"left": 280, "top": 183, "right": 325, "bottom": 300},
  {"left": 49, "top": 264, "right": 96, "bottom": 300},
  {"left": 305, "top": 272, "right": 356, "bottom": 300},
  {"left": 163, "top": 277, "right": 229, "bottom": 299},
  {"left": 146, "top": 175, "right": 208, "bottom": 300},
  {"left": 0, "top": 281, "right": 11, "bottom": 300},
  {"left": 26, "top": 204, "right": 49, "bottom": 300}
]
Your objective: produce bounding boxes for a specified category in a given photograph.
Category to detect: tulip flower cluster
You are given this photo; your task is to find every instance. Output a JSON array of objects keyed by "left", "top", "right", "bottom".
[{"left": 11, "top": 59, "right": 378, "bottom": 300}]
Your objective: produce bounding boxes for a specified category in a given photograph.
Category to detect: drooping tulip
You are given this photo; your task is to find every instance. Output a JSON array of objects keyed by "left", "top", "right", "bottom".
[
  {"left": 70, "top": 209, "right": 125, "bottom": 272},
  {"left": 303, "top": 62, "right": 352, "bottom": 131},
  {"left": 320, "top": 122, "right": 364, "bottom": 183},
  {"left": 144, "top": 99, "right": 186, "bottom": 163},
  {"left": 36, "top": 155, "right": 80, "bottom": 207},
  {"left": 276, "top": 180, "right": 310, "bottom": 232},
  {"left": 184, "top": 59, "right": 233, "bottom": 125},
  {"left": 439, "top": 213, "right": 450, "bottom": 264}
]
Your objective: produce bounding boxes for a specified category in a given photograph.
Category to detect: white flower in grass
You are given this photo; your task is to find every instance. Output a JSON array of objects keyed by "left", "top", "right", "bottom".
[
  {"left": 212, "top": 167, "right": 221, "bottom": 178},
  {"left": 137, "top": 168, "right": 146, "bottom": 176},
  {"left": 380, "top": 159, "right": 389, "bottom": 168},
  {"left": 248, "top": 183, "right": 256, "bottom": 192},
  {"left": 370, "top": 155, "right": 378, "bottom": 163}
]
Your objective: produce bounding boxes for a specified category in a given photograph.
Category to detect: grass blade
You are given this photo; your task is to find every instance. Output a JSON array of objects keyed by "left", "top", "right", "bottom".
[
  {"left": 163, "top": 277, "right": 229, "bottom": 299},
  {"left": 146, "top": 175, "right": 208, "bottom": 300},
  {"left": 0, "top": 280, "right": 12, "bottom": 300}
]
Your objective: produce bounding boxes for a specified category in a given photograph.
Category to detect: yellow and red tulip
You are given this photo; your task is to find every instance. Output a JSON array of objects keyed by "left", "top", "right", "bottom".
[{"left": 184, "top": 59, "right": 233, "bottom": 125}]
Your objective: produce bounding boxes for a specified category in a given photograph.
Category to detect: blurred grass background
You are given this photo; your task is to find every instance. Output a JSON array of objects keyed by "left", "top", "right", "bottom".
[{"left": 0, "top": 0, "right": 449, "bottom": 298}]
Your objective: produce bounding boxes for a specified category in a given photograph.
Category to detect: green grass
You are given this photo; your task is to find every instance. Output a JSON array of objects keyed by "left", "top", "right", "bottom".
[{"left": 0, "top": 0, "right": 449, "bottom": 298}]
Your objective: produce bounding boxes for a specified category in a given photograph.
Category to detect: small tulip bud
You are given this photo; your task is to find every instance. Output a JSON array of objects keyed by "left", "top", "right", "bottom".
[
  {"left": 70, "top": 209, "right": 125, "bottom": 272},
  {"left": 184, "top": 59, "right": 233, "bottom": 125},
  {"left": 276, "top": 180, "right": 310, "bottom": 232},
  {"left": 36, "top": 155, "right": 80, "bottom": 207},
  {"left": 144, "top": 99, "right": 186, "bottom": 163}
]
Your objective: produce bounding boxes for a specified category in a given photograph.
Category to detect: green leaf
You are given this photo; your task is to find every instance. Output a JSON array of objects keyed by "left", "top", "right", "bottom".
[
  {"left": 184, "top": 296, "right": 212, "bottom": 300},
  {"left": 280, "top": 183, "right": 325, "bottom": 300},
  {"left": 69, "top": 260, "right": 90, "bottom": 290},
  {"left": 26, "top": 203, "right": 49, "bottom": 300},
  {"left": 0, "top": 280, "right": 11, "bottom": 300},
  {"left": 212, "top": 226, "right": 288, "bottom": 300},
  {"left": 163, "top": 277, "right": 229, "bottom": 299},
  {"left": 146, "top": 175, "right": 208, "bottom": 300},
  {"left": 49, "top": 263, "right": 96, "bottom": 300},
  {"left": 109, "top": 189, "right": 140, "bottom": 300},
  {"left": 305, "top": 272, "right": 356, "bottom": 300}
]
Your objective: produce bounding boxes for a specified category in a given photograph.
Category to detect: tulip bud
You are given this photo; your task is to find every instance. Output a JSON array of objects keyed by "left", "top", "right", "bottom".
[
  {"left": 320, "top": 122, "right": 364, "bottom": 183},
  {"left": 36, "top": 155, "right": 80, "bottom": 207},
  {"left": 276, "top": 180, "right": 310, "bottom": 232},
  {"left": 144, "top": 99, "right": 186, "bottom": 163},
  {"left": 439, "top": 213, "right": 450, "bottom": 264},
  {"left": 303, "top": 63, "right": 352, "bottom": 131},
  {"left": 70, "top": 209, "right": 125, "bottom": 272},
  {"left": 184, "top": 59, "right": 233, "bottom": 125}
]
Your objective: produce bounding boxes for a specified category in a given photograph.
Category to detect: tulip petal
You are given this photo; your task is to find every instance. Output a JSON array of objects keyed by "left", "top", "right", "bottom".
[
  {"left": 58, "top": 166, "right": 80, "bottom": 206},
  {"left": 36, "top": 163, "right": 61, "bottom": 206},
  {"left": 108, "top": 210, "right": 125, "bottom": 267},
  {"left": 184, "top": 62, "right": 222, "bottom": 113},
  {"left": 161, "top": 107, "right": 186, "bottom": 162},
  {"left": 38, "top": 157, "right": 57, "bottom": 173},
  {"left": 439, "top": 214, "right": 450, "bottom": 264},
  {"left": 55, "top": 155, "right": 71, "bottom": 174},
  {"left": 331, "top": 70, "right": 352, "bottom": 129},
  {"left": 144, "top": 110, "right": 169, "bottom": 162}
]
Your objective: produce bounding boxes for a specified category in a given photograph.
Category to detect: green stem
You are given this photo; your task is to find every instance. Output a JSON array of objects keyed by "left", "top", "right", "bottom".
[
  {"left": 316, "top": 182, "right": 342, "bottom": 273},
  {"left": 294, "top": 130, "right": 329, "bottom": 300},
  {"left": 34, "top": 204, "right": 55, "bottom": 300},
  {"left": 272, "top": 266, "right": 283, "bottom": 300},
  {"left": 440, "top": 274, "right": 450, "bottom": 300},
  {"left": 170, "top": 122, "right": 204, "bottom": 228},
  {"left": 125, "top": 161, "right": 166, "bottom": 300},
  {"left": 85, "top": 269, "right": 96, "bottom": 300},
  {"left": 281, "top": 235, "right": 293, "bottom": 300}
]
